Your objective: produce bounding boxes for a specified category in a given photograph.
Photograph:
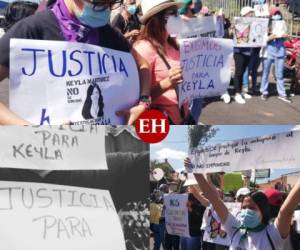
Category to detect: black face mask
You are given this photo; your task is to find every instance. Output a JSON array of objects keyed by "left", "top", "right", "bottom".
[{"left": 190, "top": 3, "right": 202, "bottom": 14}]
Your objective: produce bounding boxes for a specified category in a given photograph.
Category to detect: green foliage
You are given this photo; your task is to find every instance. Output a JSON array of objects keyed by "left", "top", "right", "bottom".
[{"left": 188, "top": 125, "right": 219, "bottom": 149}]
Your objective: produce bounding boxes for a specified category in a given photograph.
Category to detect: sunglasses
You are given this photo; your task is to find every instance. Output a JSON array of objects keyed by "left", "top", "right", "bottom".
[{"left": 83, "top": 0, "right": 122, "bottom": 11}]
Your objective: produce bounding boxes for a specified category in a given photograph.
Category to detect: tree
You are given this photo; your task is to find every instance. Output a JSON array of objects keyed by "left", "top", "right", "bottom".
[{"left": 188, "top": 125, "right": 219, "bottom": 149}]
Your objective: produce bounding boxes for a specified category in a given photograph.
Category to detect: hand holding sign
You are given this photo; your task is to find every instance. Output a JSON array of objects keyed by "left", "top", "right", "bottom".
[
  {"left": 169, "top": 66, "right": 184, "bottom": 87},
  {"left": 116, "top": 103, "right": 146, "bottom": 125}
]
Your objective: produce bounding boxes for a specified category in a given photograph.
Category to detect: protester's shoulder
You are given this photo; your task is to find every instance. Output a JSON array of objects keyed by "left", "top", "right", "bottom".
[
  {"left": 14, "top": 10, "right": 57, "bottom": 32},
  {"left": 1, "top": 10, "right": 59, "bottom": 40},
  {"left": 134, "top": 39, "right": 157, "bottom": 59},
  {"left": 223, "top": 211, "right": 240, "bottom": 234},
  {"left": 267, "top": 222, "right": 284, "bottom": 241},
  {"left": 111, "top": 13, "right": 124, "bottom": 26},
  {"left": 99, "top": 24, "right": 131, "bottom": 52}
]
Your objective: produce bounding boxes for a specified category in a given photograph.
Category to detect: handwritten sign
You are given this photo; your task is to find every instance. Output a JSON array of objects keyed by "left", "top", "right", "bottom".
[
  {"left": 234, "top": 17, "right": 269, "bottom": 47},
  {"left": 164, "top": 193, "right": 190, "bottom": 237},
  {"left": 178, "top": 37, "right": 233, "bottom": 106},
  {"left": 190, "top": 130, "right": 300, "bottom": 174},
  {"left": 272, "top": 20, "right": 287, "bottom": 38},
  {"left": 0, "top": 125, "right": 107, "bottom": 170},
  {"left": 0, "top": 181, "right": 126, "bottom": 250},
  {"left": 202, "top": 203, "right": 241, "bottom": 246},
  {"left": 166, "top": 15, "right": 224, "bottom": 39},
  {"left": 10, "top": 39, "right": 140, "bottom": 125}
]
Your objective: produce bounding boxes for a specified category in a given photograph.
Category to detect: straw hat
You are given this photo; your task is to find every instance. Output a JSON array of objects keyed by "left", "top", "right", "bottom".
[
  {"left": 240, "top": 6, "right": 255, "bottom": 17},
  {"left": 140, "top": 0, "right": 182, "bottom": 24}
]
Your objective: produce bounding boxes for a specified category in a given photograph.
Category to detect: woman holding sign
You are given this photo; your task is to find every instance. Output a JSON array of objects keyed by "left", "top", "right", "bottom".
[
  {"left": 0, "top": 0, "right": 151, "bottom": 125},
  {"left": 260, "top": 7, "right": 292, "bottom": 104},
  {"left": 184, "top": 157, "right": 300, "bottom": 250},
  {"left": 134, "top": 0, "right": 197, "bottom": 125}
]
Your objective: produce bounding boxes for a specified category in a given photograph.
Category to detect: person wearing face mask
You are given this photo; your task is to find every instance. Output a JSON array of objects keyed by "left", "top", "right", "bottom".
[
  {"left": 0, "top": 0, "right": 151, "bottom": 125},
  {"left": 111, "top": 0, "right": 141, "bottom": 43},
  {"left": 184, "top": 157, "right": 300, "bottom": 250},
  {"left": 134, "top": 0, "right": 197, "bottom": 124},
  {"left": 178, "top": 0, "right": 202, "bottom": 18},
  {"left": 260, "top": 7, "right": 291, "bottom": 103},
  {"left": 231, "top": 6, "right": 255, "bottom": 105}
]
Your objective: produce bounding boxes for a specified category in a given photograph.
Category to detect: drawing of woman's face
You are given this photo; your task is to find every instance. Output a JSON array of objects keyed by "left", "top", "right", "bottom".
[{"left": 91, "top": 86, "right": 99, "bottom": 104}]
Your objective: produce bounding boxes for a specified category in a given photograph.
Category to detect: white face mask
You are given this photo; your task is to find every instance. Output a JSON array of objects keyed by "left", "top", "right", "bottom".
[{"left": 272, "top": 14, "right": 282, "bottom": 20}]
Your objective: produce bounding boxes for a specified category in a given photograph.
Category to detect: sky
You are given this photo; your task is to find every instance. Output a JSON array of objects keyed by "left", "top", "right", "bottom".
[{"left": 150, "top": 125, "right": 300, "bottom": 183}]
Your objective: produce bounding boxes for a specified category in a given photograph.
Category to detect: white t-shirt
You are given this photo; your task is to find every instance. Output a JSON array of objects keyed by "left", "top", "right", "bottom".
[{"left": 223, "top": 213, "right": 284, "bottom": 250}]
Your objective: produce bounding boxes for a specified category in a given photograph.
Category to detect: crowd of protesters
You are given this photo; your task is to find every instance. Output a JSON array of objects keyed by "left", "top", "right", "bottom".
[
  {"left": 150, "top": 164, "right": 300, "bottom": 250},
  {"left": 0, "top": 0, "right": 298, "bottom": 125}
]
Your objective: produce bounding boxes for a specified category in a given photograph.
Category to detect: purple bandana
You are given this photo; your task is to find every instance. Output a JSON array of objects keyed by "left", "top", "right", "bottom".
[{"left": 51, "top": 0, "right": 99, "bottom": 45}]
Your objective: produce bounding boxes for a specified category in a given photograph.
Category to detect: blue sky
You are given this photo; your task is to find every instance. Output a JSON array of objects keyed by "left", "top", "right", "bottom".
[{"left": 150, "top": 125, "right": 300, "bottom": 183}]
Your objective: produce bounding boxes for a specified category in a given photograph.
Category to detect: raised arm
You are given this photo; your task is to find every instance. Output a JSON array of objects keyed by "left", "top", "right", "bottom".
[
  {"left": 275, "top": 178, "right": 300, "bottom": 239},
  {"left": 185, "top": 158, "right": 229, "bottom": 224},
  {"left": 189, "top": 185, "right": 210, "bottom": 207},
  {"left": 116, "top": 48, "right": 151, "bottom": 125}
]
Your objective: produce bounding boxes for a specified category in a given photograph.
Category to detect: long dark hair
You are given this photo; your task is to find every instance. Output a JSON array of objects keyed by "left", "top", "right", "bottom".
[
  {"left": 247, "top": 191, "right": 271, "bottom": 225},
  {"left": 3, "top": 1, "right": 38, "bottom": 31},
  {"left": 82, "top": 84, "right": 104, "bottom": 119},
  {"left": 137, "top": 9, "right": 179, "bottom": 56}
]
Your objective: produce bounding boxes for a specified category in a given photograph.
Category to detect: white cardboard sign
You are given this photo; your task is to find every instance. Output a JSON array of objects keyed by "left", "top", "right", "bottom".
[
  {"left": 0, "top": 125, "right": 107, "bottom": 170},
  {"left": 166, "top": 15, "right": 224, "bottom": 39},
  {"left": 190, "top": 130, "right": 300, "bottom": 174},
  {"left": 0, "top": 181, "right": 126, "bottom": 250},
  {"left": 10, "top": 39, "right": 140, "bottom": 125},
  {"left": 234, "top": 17, "right": 269, "bottom": 47},
  {"left": 179, "top": 37, "right": 233, "bottom": 106},
  {"left": 164, "top": 193, "right": 190, "bottom": 237}
]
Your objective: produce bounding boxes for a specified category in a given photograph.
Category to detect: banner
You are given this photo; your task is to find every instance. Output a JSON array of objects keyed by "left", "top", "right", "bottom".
[
  {"left": 0, "top": 125, "right": 107, "bottom": 170},
  {"left": 190, "top": 130, "right": 300, "bottom": 174},
  {"left": 164, "top": 193, "right": 190, "bottom": 237},
  {"left": 234, "top": 17, "right": 269, "bottom": 47},
  {"left": 0, "top": 181, "right": 126, "bottom": 250},
  {"left": 166, "top": 16, "right": 224, "bottom": 39},
  {"left": 202, "top": 203, "right": 241, "bottom": 246},
  {"left": 179, "top": 37, "right": 233, "bottom": 106},
  {"left": 10, "top": 39, "right": 140, "bottom": 125}
]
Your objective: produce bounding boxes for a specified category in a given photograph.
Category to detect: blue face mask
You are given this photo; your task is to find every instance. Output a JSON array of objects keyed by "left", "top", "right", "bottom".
[
  {"left": 272, "top": 14, "right": 282, "bottom": 21},
  {"left": 240, "top": 209, "right": 261, "bottom": 229},
  {"left": 75, "top": 2, "right": 111, "bottom": 28},
  {"left": 127, "top": 4, "right": 137, "bottom": 15}
]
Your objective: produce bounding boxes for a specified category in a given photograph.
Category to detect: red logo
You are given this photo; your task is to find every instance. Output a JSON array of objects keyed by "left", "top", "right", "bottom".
[{"left": 135, "top": 110, "right": 170, "bottom": 143}]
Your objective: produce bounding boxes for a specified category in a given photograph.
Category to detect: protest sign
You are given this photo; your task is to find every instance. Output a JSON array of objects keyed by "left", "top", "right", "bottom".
[
  {"left": 272, "top": 20, "right": 287, "bottom": 38},
  {"left": 202, "top": 203, "right": 241, "bottom": 246},
  {"left": 190, "top": 130, "right": 300, "bottom": 174},
  {"left": 0, "top": 181, "right": 126, "bottom": 250},
  {"left": 9, "top": 39, "right": 140, "bottom": 125},
  {"left": 234, "top": 17, "right": 269, "bottom": 47},
  {"left": 179, "top": 37, "right": 233, "bottom": 106},
  {"left": 164, "top": 193, "right": 190, "bottom": 237},
  {"left": 254, "top": 4, "right": 270, "bottom": 17},
  {"left": 255, "top": 169, "right": 270, "bottom": 178},
  {"left": 0, "top": 125, "right": 107, "bottom": 170},
  {"left": 166, "top": 15, "right": 224, "bottom": 39}
]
